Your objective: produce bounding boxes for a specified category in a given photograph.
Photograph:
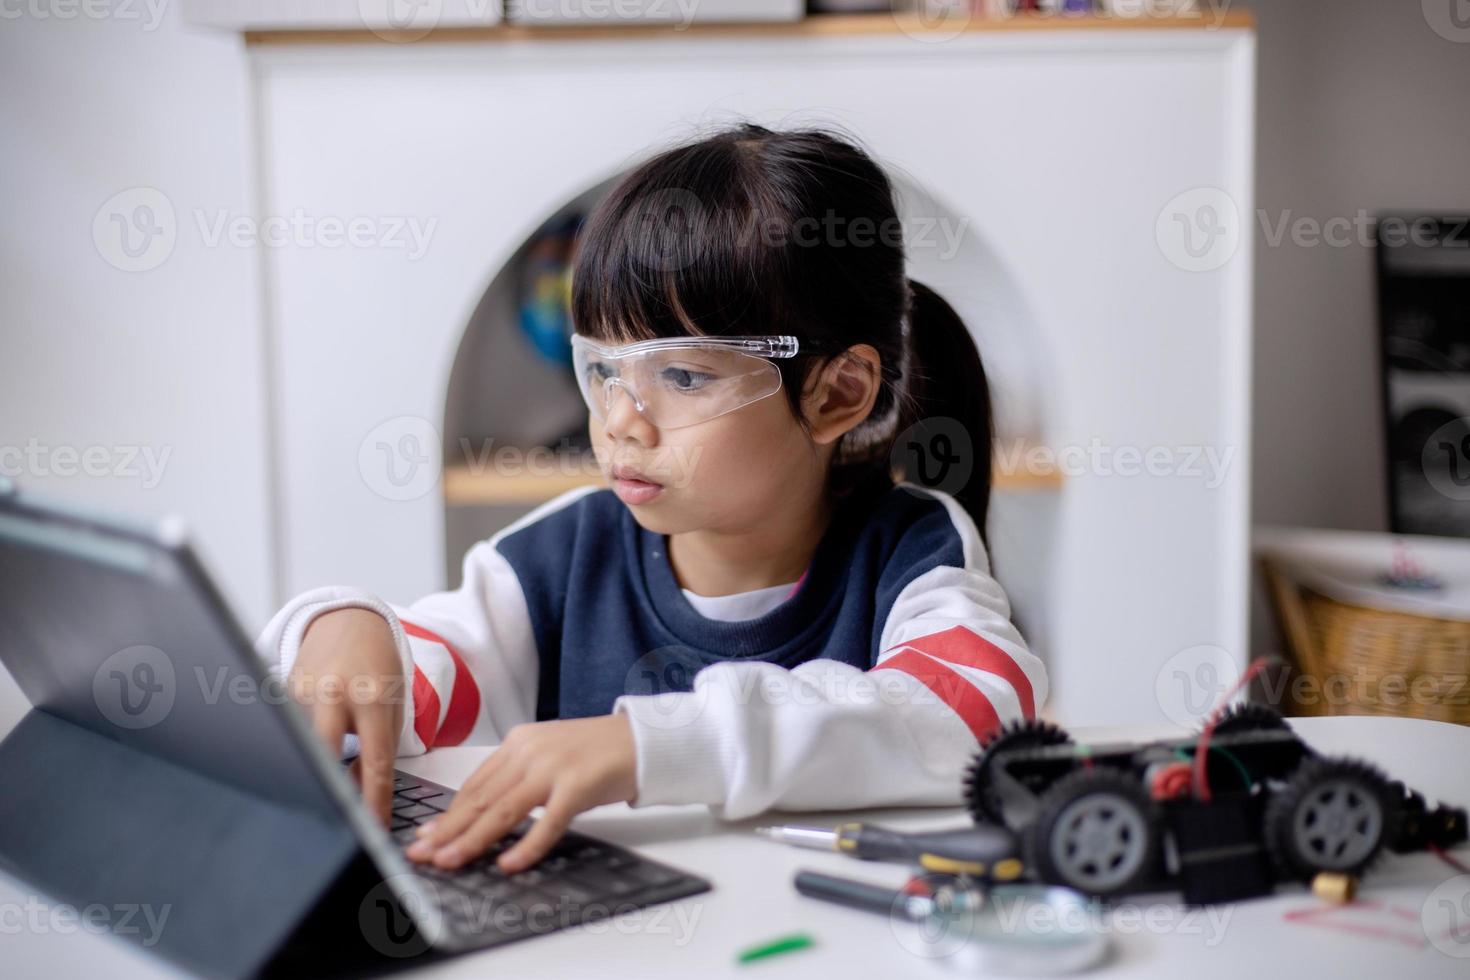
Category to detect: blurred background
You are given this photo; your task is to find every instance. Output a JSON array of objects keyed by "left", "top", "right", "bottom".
[{"left": 2, "top": 0, "right": 1468, "bottom": 735}]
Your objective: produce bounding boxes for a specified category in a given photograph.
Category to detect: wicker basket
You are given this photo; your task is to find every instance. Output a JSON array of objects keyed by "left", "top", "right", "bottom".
[{"left": 1261, "top": 557, "right": 1470, "bottom": 725}]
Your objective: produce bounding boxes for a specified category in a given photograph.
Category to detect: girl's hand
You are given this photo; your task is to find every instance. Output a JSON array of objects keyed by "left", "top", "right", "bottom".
[
  {"left": 405, "top": 715, "right": 638, "bottom": 874},
  {"left": 289, "top": 608, "right": 405, "bottom": 825}
]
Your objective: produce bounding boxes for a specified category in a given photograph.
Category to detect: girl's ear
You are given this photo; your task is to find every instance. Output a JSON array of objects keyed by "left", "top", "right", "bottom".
[{"left": 800, "top": 345, "right": 882, "bottom": 447}]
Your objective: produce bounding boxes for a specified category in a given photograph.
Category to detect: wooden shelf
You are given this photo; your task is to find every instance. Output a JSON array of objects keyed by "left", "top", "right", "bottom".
[
  {"left": 443, "top": 447, "right": 1063, "bottom": 506},
  {"left": 444, "top": 464, "right": 605, "bottom": 506},
  {"left": 245, "top": 9, "right": 1254, "bottom": 46}
]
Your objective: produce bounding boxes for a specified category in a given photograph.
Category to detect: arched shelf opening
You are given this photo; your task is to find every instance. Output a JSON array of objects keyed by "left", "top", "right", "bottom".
[{"left": 439, "top": 171, "right": 1063, "bottom": 650}]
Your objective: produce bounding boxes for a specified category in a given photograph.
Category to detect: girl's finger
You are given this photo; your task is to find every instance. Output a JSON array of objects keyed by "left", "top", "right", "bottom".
[
  {"left": 428, "top": 784, "right": 544, "bottom": 870},
  {"left": 311, "top": 703, "right": 350, "bottom": 762},
  {"left": 412, "top": 758, "right": 521, "bottom": 850},
  {"left": 353, "top": 702, "right": 398, "bottom": 824},
  {"left": 496, "top": 788, "right": 577, "bottom": 873},
  {"left": 444, "top": 745, "right": 509, "bottom": 809}
]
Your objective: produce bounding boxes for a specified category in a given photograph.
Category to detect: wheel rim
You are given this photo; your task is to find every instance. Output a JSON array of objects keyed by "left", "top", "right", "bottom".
[
  {"left": 1049, "top": 792, "right": 1149, "bottom": 892},
  {"left": 1292, "top": 778, "right": 1383, "bottom": 870}
]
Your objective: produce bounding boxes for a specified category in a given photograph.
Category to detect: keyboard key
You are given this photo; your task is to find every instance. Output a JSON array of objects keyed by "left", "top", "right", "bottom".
[
  {"left": 450, "top": 868, "right": 495, "bottom": 891},
  {"left": 461, "top": 858, "right": 507, "bottom": 879},
  {"left": 395, "top": 803, "right": 440, "bottom": 821},
  {"left": 508, "top": 890, "right": 563, "bottom": 934},
  {"left": 540, "top": 879, "right": 599, "bottom": 905},
  {"left": 398, "top": 786, "right": 444, "bottom": 802},
  {"left": 567, "top": 867, "right": 639, "bottom": 897},
  {"left": 414, "top": 863, "right": 462, "bottom": 883},
  {"left": 440, "top": 893, "right": 488, "bottom": 933},
  {"left": 468, "top": 840, "right": 509, "bottom": 860},
  {"left": 545, "top": 839, "right": 583, "bottom": 859},
  {"left": 487, "top": 880, "right": 526, "bottom": 902},
  {"left": 390, "top": 816, "right": 413, "bottom": 831},
  {"left": 477, "top": 879, "right": 523, "bottom": 903},
  {"left": 623, "top": 862, "right": 683, "bottom": 888},
  {"left": 600, "top": 850, "right": 637, "bottom": 870}
]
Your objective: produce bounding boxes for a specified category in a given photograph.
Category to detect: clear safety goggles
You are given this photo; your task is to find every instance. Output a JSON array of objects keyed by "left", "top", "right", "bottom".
[{"left": 570, "top": 334, "right": 800, "bottom": 430}]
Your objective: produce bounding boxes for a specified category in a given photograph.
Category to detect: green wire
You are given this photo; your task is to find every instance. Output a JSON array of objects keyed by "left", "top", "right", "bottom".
[
  {"left": 737, "top": 933, "right": 815, "bottom": 964},
  {"left": 1174, "top": 746, "right": 1252, "bottom": 789}
]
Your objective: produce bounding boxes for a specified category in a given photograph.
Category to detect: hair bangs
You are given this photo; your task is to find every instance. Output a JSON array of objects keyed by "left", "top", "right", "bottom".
[{"left": 570, "top": 141, "right": 801, "bottom": 347}]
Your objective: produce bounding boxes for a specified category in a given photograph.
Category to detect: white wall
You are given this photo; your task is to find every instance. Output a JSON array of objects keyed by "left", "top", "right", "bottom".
[{"left": 0, "top": 8, "right": 271, "bottom": 737}]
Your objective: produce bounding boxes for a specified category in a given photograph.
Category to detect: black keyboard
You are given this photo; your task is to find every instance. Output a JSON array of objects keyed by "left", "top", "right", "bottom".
[{"left": 384, "top": 771, "right": 711, "bottom": 952}]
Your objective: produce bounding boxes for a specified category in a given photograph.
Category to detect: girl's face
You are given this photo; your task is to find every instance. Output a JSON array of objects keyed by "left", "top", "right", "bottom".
[
  {"left": 589, "top": 375, "right": 827, "bottom": 537},
  {"left": 587, "top": 343, "right": 882, "bottom": 538}
]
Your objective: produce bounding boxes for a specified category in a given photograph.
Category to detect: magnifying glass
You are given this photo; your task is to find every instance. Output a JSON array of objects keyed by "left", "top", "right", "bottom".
[
  {"left": 922, "top": 883, "right": 1111, "bottom": 976},
  {"left": 795, "top": 872, "right": 1110, "bottom": 976}
]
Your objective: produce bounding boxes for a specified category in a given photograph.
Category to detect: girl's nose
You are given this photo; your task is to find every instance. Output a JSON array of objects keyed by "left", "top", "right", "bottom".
[{"left": 601, "top": 381, "right": 658, "bottom": 444}]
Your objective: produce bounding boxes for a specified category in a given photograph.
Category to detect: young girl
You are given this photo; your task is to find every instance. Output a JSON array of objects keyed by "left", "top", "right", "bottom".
[{"left": 256, "top": 122, "right": 1046, "bottom": 878}]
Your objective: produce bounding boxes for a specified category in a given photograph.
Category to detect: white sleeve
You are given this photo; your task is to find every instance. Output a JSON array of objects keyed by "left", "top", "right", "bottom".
[
  {"left": 609, "top": 486, "right": 1048, "bottom": 820},
  {"left": 253, "top": 488, "right": 596, "bottom": 757}
]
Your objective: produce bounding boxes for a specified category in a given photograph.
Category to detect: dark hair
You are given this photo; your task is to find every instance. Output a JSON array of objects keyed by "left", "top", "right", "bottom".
[{"left": 569, "top": 121, "right": 995, "bottom": 542}]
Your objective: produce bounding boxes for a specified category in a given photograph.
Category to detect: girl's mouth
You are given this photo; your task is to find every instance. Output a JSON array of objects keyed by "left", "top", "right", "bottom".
[{"left": 610, "top": 467, "right": 664, "bottom": 505}]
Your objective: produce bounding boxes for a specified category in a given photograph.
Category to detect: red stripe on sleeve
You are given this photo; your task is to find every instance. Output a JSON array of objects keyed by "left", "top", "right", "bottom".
[
  {"left": 410, "top": 665, "right": 441, "bottom": 750},
  {"left": 401, "top": 620, "right": 482, "bottom": 748},
  {"left": 871, "top": 649, "right": 1002, "bottom": 743},
  {"left": 883, "top": 625, "right": 1035, "bottom": 719}
]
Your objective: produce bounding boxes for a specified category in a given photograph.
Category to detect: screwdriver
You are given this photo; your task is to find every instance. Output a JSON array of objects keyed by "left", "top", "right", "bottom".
[{"left": 753, "top": 821, "right": 1023, "bottom": 880}]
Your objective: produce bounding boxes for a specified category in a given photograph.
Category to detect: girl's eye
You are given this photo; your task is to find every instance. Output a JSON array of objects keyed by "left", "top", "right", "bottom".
[
  {"left": 586, "top": 362, "right": 616, "bottom": 384},
  {"left": 657, "top": 366, "right": 714, "bottom": 392}
]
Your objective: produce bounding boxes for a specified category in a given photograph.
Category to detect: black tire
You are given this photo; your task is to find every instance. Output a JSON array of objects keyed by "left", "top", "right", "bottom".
[
  {"left": 1025, "top": 767, "right": 1161, "bottom": 897},
  {"left": 1264, "top": 756, "right": 1400, "bottom": 880},
  {"left": 964, "top": 719, "right": 1073, "bottom": 825},
  {"left": 1209, "top": 703, "right": 1289, "bottom": 737}
]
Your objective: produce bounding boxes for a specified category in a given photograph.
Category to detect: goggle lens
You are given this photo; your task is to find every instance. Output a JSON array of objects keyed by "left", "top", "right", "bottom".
[{"left": 572, "top": 342, "right": 786, "bottom": 429}]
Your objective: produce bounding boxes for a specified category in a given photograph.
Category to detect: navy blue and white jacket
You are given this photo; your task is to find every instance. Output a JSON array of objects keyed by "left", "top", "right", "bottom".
[{"left": 256, "top": 482, "right": 1048, "bottom": 820}]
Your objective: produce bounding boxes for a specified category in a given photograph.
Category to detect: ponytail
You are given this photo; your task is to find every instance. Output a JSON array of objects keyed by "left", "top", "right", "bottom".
[{"left": 893, "top": 277, "right": 995, "bottom": 545}]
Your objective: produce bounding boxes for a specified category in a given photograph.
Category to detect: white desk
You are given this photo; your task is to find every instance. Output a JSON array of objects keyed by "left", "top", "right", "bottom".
[{"left": 6, "top": 716, "right": 1469, "bottom": 979}]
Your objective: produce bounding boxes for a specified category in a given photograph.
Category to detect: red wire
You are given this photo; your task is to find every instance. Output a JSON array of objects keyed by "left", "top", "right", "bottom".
[
  {"left": 1192, "top": 657, "right": 1271, "bottom": 803},
  {"left": 1430, "top": 843, "right": 1470, "bottom": 875}
]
